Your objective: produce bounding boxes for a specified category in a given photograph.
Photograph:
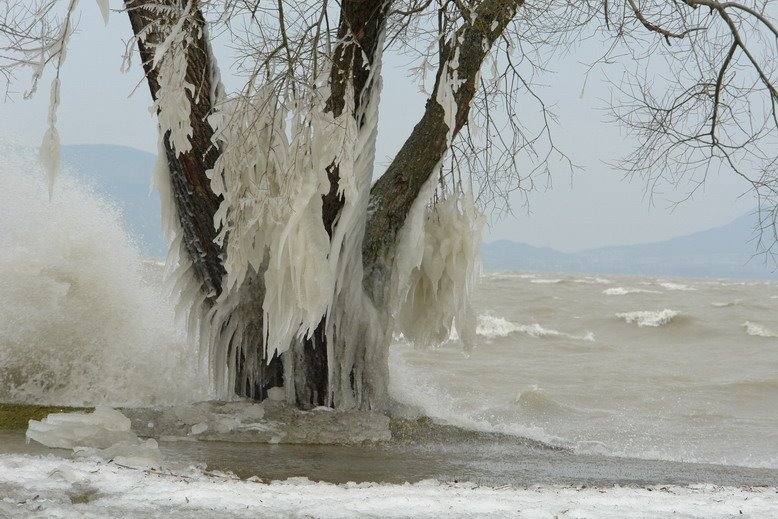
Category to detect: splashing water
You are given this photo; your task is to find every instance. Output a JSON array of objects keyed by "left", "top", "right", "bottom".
[{"left": 0, "top": 148, "right": 209, "bottom": 407}]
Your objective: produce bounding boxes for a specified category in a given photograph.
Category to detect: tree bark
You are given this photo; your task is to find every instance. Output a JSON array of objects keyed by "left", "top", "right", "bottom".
[
  {"left": 125, "top": 0, "right": 284, "bottom": 400},
  {"left": 362, "top": 0, "right": 524, "bottom": 302}
]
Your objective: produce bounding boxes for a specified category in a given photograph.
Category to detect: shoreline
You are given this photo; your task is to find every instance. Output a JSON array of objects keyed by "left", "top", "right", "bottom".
[
  {"left": 3, "top": 424, "right": 777, "bottom": 489},
  {"left": 0, "top": 451, "right": 776, "bottom": 518}
]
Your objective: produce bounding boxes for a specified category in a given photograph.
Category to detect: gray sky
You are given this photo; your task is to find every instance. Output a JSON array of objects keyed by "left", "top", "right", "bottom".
[{"left": 0, "top": 2, "right": 756, "bottom": 253}]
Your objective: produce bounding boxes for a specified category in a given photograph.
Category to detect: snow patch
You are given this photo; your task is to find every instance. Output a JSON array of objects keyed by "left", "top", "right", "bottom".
[{"left": 1, "top": 455, "right": 775, "bottom": 519}]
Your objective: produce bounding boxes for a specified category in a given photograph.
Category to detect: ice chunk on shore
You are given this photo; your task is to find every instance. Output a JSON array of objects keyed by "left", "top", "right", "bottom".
[
  {"left": 26, "top": 407, "right": 162, "bottom": 469},
  {"left": 26, "top": 407, "right": 137, "bottom": 449}
]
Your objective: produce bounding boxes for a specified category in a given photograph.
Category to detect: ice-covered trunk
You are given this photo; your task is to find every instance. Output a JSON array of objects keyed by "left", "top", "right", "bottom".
[
  {"left": 290, "top": 0, "right": 391, "bottom": 407},
  {"left": 126, "top": 0, "right": 283, "bottom": 400}
]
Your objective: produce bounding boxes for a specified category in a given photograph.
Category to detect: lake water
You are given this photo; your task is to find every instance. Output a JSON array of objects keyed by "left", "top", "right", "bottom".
[{"left": 391, "top": 271, "right": 778, "bottom": 469}]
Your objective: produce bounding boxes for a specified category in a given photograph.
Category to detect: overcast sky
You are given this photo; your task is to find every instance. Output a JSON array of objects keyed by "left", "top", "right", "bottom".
[{"left": 0, "top": 2, "right": 757, "bottom": 252}]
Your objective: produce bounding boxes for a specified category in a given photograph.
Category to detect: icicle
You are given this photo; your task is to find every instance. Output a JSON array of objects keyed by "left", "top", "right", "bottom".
[
  {"left": 95, "top": 0, "right": 110, "bottom": 25},
  {"left": 393, "top": 190, "right": 484, "bottom": 352},
  {"left": 38, "top": 0, "right": 79, "bottom": 198}
]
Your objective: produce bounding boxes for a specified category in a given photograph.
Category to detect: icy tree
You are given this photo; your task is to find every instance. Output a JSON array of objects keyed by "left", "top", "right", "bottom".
[{"left": 2, "top": 0, "right": 776, "bottom": 409}]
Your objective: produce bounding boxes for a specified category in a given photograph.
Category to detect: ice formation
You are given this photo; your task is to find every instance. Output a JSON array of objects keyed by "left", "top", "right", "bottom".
[
  {"left": 27, "top": 407, "right": 136, "bottom": 450},
  {"left": 27, "top": 407, "right": 162, "bottom": 469},
  {"left": 391, "top": 189, "right": 484, "bottom": 351},
  {"left": 95, "top": 0, "right": 110, "bottom": 25},
  {"left": 140, "top": 7, "right": 484, "bottom": 409}
]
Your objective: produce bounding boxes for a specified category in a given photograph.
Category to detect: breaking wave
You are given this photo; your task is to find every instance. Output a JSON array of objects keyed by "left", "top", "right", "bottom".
[
  {"left": 616, "top": 309, "right": 679, "bottom": 327},
  {"left": 0, "top": 151, "right": 209, "bottom": 407},
  {"left": 477, "top": 315, "right": 595, "bottom": 341},
  {"left": 515, "top": 385, "right": 576, "bottom": 418},
  {"left": 743, "top": 321, "right": 778, "bottom": 338}
]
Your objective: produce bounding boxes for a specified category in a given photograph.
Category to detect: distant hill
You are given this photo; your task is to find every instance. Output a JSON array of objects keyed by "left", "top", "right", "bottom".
[
  {"left": 63, "top": 144, "right": 778, "bottom": 279},
  {"left": 482, "top": 213, "right": 778, "bottom": 279}
]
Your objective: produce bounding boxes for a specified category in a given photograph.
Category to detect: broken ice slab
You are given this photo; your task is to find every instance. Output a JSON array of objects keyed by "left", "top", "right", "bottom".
[{"left": 26, "top": 407, "right": 138, "bottom": 449}]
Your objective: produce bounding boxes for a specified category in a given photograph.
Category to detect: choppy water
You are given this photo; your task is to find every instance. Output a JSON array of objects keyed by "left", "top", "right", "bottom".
[
  {"left": 2, "top": 150, "right": 777, "bottom": 472},
  {"left": 390, "top": 272, "right": 778, "bottom": 469}
]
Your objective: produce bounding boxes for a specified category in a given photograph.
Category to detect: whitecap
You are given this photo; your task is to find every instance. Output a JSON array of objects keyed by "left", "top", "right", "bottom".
[
  {"left": 603, "top": 287, "right": 659, "bottom": 296},
  {"left": 476, "top": 315, "right": 595, "bottom": 341},
  {"left": 743, "top": 321, "right": 778, "bottom": 338},
  {"left": 530, "top": 278, "right": 564, "bottom": 284},
  {"left": 574, "top": 277, "right": 611, "bottom": 285},
  {"left": 616, "top": 309, "right": 679, "bottom": 327},
  {"left": 660, "top": 282, "right": 696, "bottom": 291}
]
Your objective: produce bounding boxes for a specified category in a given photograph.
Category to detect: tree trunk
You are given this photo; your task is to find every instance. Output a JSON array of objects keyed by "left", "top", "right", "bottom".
[
  {"left": 126, "top": 0, "right": 522, "bottom": 408},
  {"left": 125, "top": 0, "right": 284, "bottom": 400}
]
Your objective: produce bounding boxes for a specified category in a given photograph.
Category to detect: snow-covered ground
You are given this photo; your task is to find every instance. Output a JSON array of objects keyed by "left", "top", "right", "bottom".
[{"left": 0, "top": 454, "right": 776, "bottom": 519}]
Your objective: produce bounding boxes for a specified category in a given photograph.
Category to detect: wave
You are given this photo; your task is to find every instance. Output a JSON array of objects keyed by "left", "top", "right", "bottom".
[
  {"left": 477, "top": 315, "right": 595, "bottom": 341},
  {"left": 0, "top": 150, "right": 209, "bottom": 407},
  {"left": 573, "top": 277, "right": 611, "bottom": 285},
  {"left": 616, "top": 309, "right": 679, "bottom": 327},
  {"left": 603, "top": 287, "right": 659, "bottom": 296},
  {"left": 710, "top": 300, "right": 740, "bottom": 308},
  {"left": 743, "top": 321, "right": 778, "bottom": 338},
  {"left": 515, "top": 385, "right": 577, "bottom": 418},
  {"left": 481, "top": 272, "right": 537, "bottom": 280},
  {"left": 529, "top": 278, "right": 564, "bottom": 284},
  {"left": 660, "top": 282, "right": 696, "bottom": 291}
]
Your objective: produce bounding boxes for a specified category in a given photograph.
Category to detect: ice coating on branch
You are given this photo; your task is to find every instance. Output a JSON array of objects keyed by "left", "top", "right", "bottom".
[
  {"left": 153, "top": 40, "right": 194, "bottom": 154},
  {"left": 390, "top": 182, "right": 484, "bottom": 352},
  {"left": 436, "top": 37, "right": 465, "bottom": 145},
  {"left": 95, "top": 0, "right": 110, "bottom": 25},
  {"left": 324, "top": 33, "right": 388, "bottom": 408}
]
